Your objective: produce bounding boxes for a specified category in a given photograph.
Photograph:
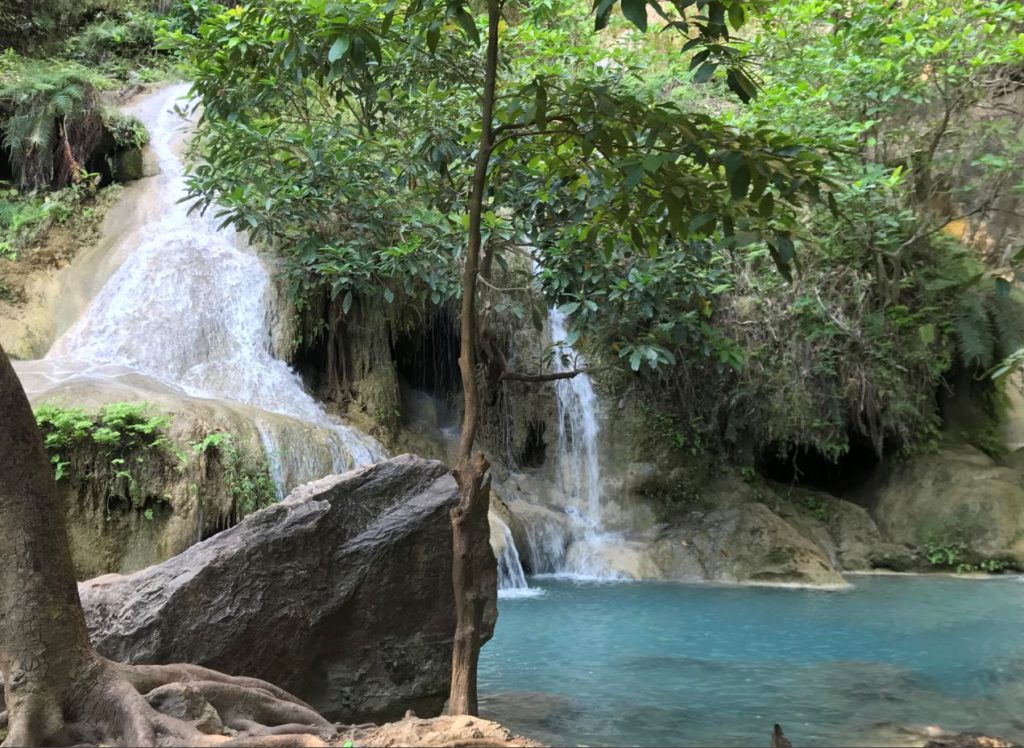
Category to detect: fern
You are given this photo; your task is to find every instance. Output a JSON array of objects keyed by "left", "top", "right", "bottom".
[
  {"left": 952, "top": 286, "right": 1024, "bottom": 371},
  {"left": 0, "top": 54, "right": 111, "bottom": 190},
  {"left": 954, "top": 290, "right": 995, "bottom": 368},
  {"left": 988, "top": 292, "right": 1024, "bottom": 358}
]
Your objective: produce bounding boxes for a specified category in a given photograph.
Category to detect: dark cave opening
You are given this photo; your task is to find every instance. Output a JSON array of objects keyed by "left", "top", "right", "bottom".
[
  {"left": 516, "top": 420, "right": 547, "bottom": 468},
  {"left": 392, "top": 306, "right": 462, "bottom": 400},
  {"left": 756, "top": 431, "right": 880, "bottom": 496}
]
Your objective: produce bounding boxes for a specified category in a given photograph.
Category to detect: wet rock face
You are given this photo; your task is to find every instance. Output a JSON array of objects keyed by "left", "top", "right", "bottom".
[{"left": 80, "top": 455, "right": 498, "bottom": 723}]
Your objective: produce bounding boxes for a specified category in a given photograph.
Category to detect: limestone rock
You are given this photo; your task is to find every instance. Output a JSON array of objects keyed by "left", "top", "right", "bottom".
[
  {"left": 694, "top": 502, "right": 848, "bottom": 587},
  {"left": 341, "top": 714, "right": 543, "bottom": 747},
  {"left": 567, "top": 501, "right": 847, "bottom": 587},
  {"left": 770, "top": 487, "right": 899, "bottom": 571},
  {"left": 112, "top": 147, "right": 159, "bottom": 182},
  {"left": 80, "top": 455, "right": 498, "bottom": 723},
  {"left": 504, "top": 498, "right": 573, "bottom": 573},
  {"left": 871, "top": 443, "right": 1024, "bottom": 564}
]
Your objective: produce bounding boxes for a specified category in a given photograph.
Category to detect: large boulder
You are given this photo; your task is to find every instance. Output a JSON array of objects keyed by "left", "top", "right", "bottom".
[
  {"left": 656, "top": 501, "right": 848, "bottom": 587},
  {"left": 80, "top": 455, "right": 498, "bottom": 723},
  {"left": 870, "top": 443, "right": 1024, "bottom": 564},
  {"left": 768, "top": 486, "right": 918, "bottom": 572}
]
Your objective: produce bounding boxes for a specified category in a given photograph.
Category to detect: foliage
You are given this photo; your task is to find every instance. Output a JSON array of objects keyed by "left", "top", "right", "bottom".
[
  {"left": 190, "top": 431, "right": 277, "bottom": 518},
  {"left": 0, "top": 0, "right": 131, "bottom": 52},
  {"left": 0, "top": 179, "right": 120, "bottom": 260},
  {"left": 0, "top": 51, "right": 112, "bottom": 191},
  {"left": 173, "top": 0, "right": 829, "bottom": 367},
  {"left": 101, "top": 107, "right": 150, "bottom": 149},
  {"left": 34, "top": 401, "right": 171, "bottom": 490},
  {"left": 33, "top": 403, "right": 277, "bottom": 519},
  {"left": 629, "top": 0, "right": 1024, "bottom": 463},
  {"left": 921, "top": 509, "right": 1012, "bottom": 573}
]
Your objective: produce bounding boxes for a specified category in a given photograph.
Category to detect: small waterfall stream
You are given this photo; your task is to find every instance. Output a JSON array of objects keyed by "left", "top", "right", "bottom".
[
  {"left": 18, "top": 83, "right": 386, "bottom": 494},
  {"left": 492, "top": 515, "right": 534, "bottom": 598},
  {"left": 544, "top": 306, "right": 620, "bottom": 579}
]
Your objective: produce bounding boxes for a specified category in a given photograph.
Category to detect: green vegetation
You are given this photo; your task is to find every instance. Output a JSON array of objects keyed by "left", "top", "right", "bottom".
[
  {"left": 170, "top": 0, "right": 1024, "bottom": 475},
  {"left": 921, "top": 510, "right": 1012, "bottom": 573},
  {"left": 34, "top": 401, "right": 170, "bottom": 488},
  {"left": 635, "top": 0, "right": 1024, "bottom": 463},
  {"left": 34, "top": 402, "right": 277, "bottom": 521},
  {"left": 190, "top": 432, "right": 277, "bottom": 519},
  {"left": 0, "top": 0, "right": 186, "bottom": 278}
]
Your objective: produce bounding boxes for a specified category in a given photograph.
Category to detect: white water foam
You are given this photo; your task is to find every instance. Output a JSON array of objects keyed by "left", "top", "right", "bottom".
[{"left": 38, "top": 84, "right": 385, "bottom": 493}]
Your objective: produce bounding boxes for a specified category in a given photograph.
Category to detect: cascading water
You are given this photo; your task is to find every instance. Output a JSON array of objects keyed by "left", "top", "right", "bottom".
[
  {"left": 21, "top": 83, "right": 386, "bottom": 494},
  {"left": 490, "top": 514, "right": 535, "bottom": 598},
  {"left": 543, "top": 306, "right": 621, "bottom": 579}
]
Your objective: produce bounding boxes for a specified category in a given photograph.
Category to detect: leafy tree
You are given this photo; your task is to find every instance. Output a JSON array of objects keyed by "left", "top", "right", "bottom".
[{"left": 171, "top": 0, "right": 831, "bottom": 713}]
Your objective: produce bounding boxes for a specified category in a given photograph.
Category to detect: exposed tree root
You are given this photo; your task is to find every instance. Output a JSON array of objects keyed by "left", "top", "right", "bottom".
[{"left": 0, "top": 654, "right": 335, "bottom": 748}]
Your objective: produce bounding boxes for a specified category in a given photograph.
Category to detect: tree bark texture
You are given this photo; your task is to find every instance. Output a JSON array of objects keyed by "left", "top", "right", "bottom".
[
  {"left": 0, "top": 344, "right": 335, "bottom": 746},
  {"left": 448, "top": 0, "right": 502, "bottom": 718},
  {"left": 0, "top": 342, "right": 99, "bottom": 744}
]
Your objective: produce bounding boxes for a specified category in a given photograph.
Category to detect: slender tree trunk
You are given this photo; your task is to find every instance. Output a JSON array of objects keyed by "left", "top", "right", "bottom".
[
  {"left": 0, "top": 343, "right": 101, "bottom": 745},
  {"left": 448, "top": 0, "right": 501, "bottom": 718}
]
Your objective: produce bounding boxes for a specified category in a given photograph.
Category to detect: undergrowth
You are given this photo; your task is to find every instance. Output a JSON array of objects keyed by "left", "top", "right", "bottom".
[
  {"left": 34, "top": 403, "right": 276, "bottom": 521},
  {"left": 190, "top": 431, "right": 277, "bottom": 520},
  {"left": 34, "top": 401, "right": 171, "bottom": 501}
]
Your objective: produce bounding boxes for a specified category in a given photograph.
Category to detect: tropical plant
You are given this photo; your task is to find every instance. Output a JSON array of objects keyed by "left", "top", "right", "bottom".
[{"left": 172, "top": 0, "right": 835, "bottom": 712}]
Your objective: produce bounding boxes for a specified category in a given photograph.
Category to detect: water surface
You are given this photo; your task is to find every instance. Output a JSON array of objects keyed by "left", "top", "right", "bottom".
[{"left": 478, "top": 575, "right": 1024, "bottom": 746}]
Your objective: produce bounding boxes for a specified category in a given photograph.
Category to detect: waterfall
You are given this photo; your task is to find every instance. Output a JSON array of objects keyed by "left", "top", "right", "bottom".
[
  {"left": 490, "top": 514, "right": 538, "bottom": 598},
  {"left": 30, "top": 83, "right": 386, "bottom": 493},
  {"left": 532, "top": 304, "right": 622, "bottom": 579}
]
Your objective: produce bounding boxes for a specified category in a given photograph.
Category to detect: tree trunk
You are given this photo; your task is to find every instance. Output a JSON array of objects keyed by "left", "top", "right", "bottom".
[
  {"left": 0, "top": 342, "right": 100, "bottom": 745},
  {"left": 447, "top": 0, "right": 501, "bottom": 718},
  {"left": 0, "top": 343, "right": 336, "bottom": 746}
]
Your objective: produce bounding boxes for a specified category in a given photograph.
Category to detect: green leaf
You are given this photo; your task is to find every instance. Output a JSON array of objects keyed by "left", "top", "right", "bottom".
[
  {"left": 383, "top": 287, "right": 395, "bottom": 303},
  {"left": 996, "top": 277, "right": 1011, "bottom": 298},
  {"left": 725, "top": 69, "right": 756, "bottom": 103},
  {"left": 727, "top": 2, "right": 744, "bottom": 30},
  {"left": 774, "top": 233, "right": 795, "bottom": 263},
  {"left": 621, "top": 0, "right": 648, "bottom": 31},
  {"left": 558, "top": 301, "right": 581, "bottom": 315},
  {"left": 919, "top": 323, "right": 935, "bottom": 344},
  {"left": 693, "top": 60, "right": 717, "bottom": 84},
  {"left": 689, "top": 212, "right": 715, "bottom": 235},
  {"left": 342, "top": 290, "right": 353, "bottom": 314},
  {"left": 328, "top": 36, "right": 349, "bottom": 63},
  {"left": 594, "top": 0, "right": 616, "bottom": 30},
  {"left": 729, "top": 164, "right": 751, "bottom": 201},
  {"left": 453, "top": 7, "right": 479, "bottom": 45},
  {"left": 629, "top": 349, "right": 643, "bottom": 371}
]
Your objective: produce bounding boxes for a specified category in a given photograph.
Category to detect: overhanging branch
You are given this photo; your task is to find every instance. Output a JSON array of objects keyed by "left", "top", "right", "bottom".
[{"left": 500, "top": 366, "right": 600, "bottom": 382}]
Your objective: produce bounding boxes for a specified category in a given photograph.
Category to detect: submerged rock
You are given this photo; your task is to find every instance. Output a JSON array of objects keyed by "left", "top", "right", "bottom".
[
  {"left": 924, "top": 733, "right": 1022, "bottom": 748},
  {"left": 80, "top": 455, "right": 498, "bottom": 723}
]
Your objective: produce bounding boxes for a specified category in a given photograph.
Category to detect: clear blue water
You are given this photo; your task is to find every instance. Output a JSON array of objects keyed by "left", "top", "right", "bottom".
[{"left": 478, "top": 575, "right": 1024, "bottom": 747}]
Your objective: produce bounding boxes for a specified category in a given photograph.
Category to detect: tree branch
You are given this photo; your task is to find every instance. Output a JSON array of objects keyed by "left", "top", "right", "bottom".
[{"left": 500, "top": 366, "right": 600, "bottom": 382}]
